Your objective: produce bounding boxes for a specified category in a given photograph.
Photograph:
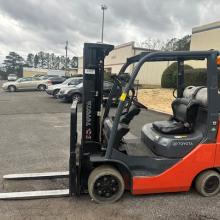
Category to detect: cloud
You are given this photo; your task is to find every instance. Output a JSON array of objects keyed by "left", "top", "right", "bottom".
[{"left": 0, "top": 0, "right": 220, "bottom": 63}]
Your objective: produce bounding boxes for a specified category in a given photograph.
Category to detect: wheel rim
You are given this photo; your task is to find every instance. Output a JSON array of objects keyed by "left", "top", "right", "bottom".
[
  {"left": 39, "top": 85, "right": 45, "bottom": 91},
  {"left": 204, "top": 176, "right": 220, "bottom": 193},
  {"left": 72, "top": 94, "right": 81, "bottom": 102},
  {"left": 93, "top": 175, "right": 120, "bottom": 199},
  {"left": 9, "top": 86, "right": 15, "bottom": 92}
]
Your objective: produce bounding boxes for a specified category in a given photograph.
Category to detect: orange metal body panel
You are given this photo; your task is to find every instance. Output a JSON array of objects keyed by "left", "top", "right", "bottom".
[
  {"left": 214, "top": 123, "right": 220, "bottom": 166},
  {"left": 132, "top": 143, "right": 216, "bottom": 194},
  {"left": 132, "top": 123, "right": 220, "bottom": 195}
]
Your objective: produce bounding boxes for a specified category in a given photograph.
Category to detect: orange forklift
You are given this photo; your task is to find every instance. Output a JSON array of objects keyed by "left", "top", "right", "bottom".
[{"left": 1, "top": 43, "right": 220, "bottom": 203}]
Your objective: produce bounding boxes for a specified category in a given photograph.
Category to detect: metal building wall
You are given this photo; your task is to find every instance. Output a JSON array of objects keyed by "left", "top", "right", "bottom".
[{"left": 188, "top": 21, "right": 220, "bottom": 68}]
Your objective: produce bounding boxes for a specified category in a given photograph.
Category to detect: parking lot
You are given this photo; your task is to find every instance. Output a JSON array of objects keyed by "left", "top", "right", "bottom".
[{"left": 0, "top": 82, "right": 220, "bottom": 220}]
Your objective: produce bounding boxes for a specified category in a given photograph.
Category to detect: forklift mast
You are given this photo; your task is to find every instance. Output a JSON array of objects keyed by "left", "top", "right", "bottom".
[{"left": 81, "top": 43, "right": 114, "bottom": 152}]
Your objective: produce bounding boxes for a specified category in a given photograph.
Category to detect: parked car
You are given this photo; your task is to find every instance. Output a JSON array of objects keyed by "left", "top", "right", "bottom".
[
  {"left": 7, "top": 74, "right": 17, "bottom": 81},
  {"left": 57, "top": 81, "right": 116, "bottom": 103},
  {"left": 2, "top": 77, "right": 48, "bottom": 92},
  {"left": 33, "top": 74, "right": 46, "bottom": 78},
  {"left": 39, "top": 75, "right": 59, "bottom": 80},
  {"left": 46, "top": 76, "right": 66, "bottom": 85},
  {"left": 46, "top": 77, "right": 83, "bottom": 97}
]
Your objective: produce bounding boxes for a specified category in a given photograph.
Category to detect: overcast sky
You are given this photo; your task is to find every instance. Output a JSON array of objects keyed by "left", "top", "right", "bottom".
[{"left": 0, "top": 0, "right": 220, "bottom": 63}]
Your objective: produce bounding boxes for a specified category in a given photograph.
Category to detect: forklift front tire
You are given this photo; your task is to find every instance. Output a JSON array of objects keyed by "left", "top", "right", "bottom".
[
  {"left": 195, "top": 170, "right": 220, "bottom": 197},
  {"left": 88, "top": 165, "right": 125, "bottom": 203}
]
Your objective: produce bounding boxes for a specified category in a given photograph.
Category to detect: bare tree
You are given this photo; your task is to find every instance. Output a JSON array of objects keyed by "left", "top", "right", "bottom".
[
  {"left": 137, "top": 37, "right": 166, "bottom": 50},
  {"left": 138, "top": 35, "right": 191, "bottom": 51}
]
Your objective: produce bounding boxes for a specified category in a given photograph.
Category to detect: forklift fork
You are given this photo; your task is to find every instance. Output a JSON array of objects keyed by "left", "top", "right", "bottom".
[
  {"left": 0, "top": 101, "right": 78, "bottom": 200},
  {"left": 3, "top": 171, "right": 69, "bottom": 180}
]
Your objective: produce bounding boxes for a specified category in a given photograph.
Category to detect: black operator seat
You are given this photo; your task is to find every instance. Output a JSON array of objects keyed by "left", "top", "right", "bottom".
[
  {"left": 141, "top": 87, "right": 208, "bottom": 158},
  {"left": 153, "top": 86, "right": 203, "bottom": 135},
  {"left": 120, "top": 104, "right": 141, "bottom": 125},
  {"left": 103, "top": 118, "right": 129, "bottom": 149},
  {"left": 103, "top": 104, "right": 141, "bottom": 150}
]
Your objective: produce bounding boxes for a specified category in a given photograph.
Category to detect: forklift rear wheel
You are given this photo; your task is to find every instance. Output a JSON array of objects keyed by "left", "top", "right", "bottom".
[
  {"left": 88, "top": 165, "right": 125, "bottom": 203},
  {"left": 195, "top": 170, "right": 220, "bottom": 197}
]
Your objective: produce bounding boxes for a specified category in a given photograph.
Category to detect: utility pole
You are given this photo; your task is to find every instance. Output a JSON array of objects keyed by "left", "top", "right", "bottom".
[
  {"left": 101, "top": 4, "right": 107, "bottom": 43},
  {"left": 65, "top": 40, "right": 68, "bottom": 76}
]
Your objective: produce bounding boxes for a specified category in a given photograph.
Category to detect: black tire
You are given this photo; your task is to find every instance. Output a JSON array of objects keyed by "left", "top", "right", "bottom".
[
  {"left": 8, "top": 85, "right": 16, "bottom": 92},
  {"left": 88, "top": 165, "right": 125, "bottom": 204},
  {"left": 195, "top": 170, "right": 220, "bottom": 197},
  {"left": 53, "top": 89, "right": 60, "bottom": 98},
  {"left": 38, "top": 84, "right": 46, "bottom": 91},
  {"left": 71, "top": 93, "right": 82, "bottom": 103}
]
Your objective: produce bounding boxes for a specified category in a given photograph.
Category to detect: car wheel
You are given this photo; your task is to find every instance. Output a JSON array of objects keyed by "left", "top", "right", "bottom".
[
  {"left": 88, "top": 165, "right": 125, "bottom": 204},
  {"left": 195, "top": 170, "right": 220, "bottom": 197},
  {"left": 53, "top": 89, "right": 59, "bottom": 98},
  {"left": 8, "top": 85, "right": 16, "bottom": 92},
  {"left": 72, "top": 93, "right": 82, "bottom": 103},
  {"left": 38, "top": 84, "right": 46, "bottom": 91}
]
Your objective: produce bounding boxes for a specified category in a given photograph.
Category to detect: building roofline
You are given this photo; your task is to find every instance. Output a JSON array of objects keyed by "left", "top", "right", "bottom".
[
  {"left": 113, "top": 41, "right": 135, "bottom": 50},
  {"left": 133, "top": 47, "right": 157, "bottom": 52},
  {"left": 112, "top": 41, "right": 155, "bottom": 52},
  {"left": 192, "top": 21, "right": 220, "bottom": 34}
]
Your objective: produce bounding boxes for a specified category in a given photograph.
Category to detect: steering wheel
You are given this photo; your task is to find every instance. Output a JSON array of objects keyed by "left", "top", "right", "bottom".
[{"left": 124, "top": 88, "right": 148, "bottom": 113}]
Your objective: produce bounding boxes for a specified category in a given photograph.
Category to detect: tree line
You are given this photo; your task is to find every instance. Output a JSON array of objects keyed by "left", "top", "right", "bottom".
[{"left": 1, "top": 51, "right": 78, "bottom": 76}]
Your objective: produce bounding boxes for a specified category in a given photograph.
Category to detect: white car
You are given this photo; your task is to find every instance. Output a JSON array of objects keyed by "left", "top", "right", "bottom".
[
  {"left": 2, "top": 77, "right": 49, "bottom": 92},
  {"left": 46, "top": 77, "right": 83, "bottom": 97},
  {"left": 7, "top": 74, "right": 17, "bottom": 81},
  {"left": 57, "top": 81, "right": 114, "bottom": 103}
]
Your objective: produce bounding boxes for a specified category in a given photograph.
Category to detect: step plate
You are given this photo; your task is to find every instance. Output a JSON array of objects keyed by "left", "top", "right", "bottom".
[
  {"left": 0, "top": 189, "right": 69, "bottom": 200},
  {"left": 3, "top": 171, "right": 69, "bottom": 180}
]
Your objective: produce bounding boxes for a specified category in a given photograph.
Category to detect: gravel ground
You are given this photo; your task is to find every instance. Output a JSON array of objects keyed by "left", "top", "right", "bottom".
[
  {"left": 138, "top": 88, "right": 174, "bottom": 114},
  {"left": 0, "top": 81, "right": 220, "bottom": 220}
]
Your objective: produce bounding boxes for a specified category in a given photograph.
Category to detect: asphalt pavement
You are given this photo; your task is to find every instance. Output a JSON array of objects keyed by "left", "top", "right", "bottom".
[{"left": 0, "top": 81, "right": 219, "bottom": 220}]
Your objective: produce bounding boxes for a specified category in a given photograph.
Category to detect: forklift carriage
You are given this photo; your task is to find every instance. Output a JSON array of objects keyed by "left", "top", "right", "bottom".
[{"left": 1, "top": 43, "right": 220, "bottom": 203}]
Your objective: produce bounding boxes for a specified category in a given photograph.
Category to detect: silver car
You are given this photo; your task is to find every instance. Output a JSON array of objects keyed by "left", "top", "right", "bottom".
[
  {"left": 46, "top": 77, "right": 83, "bottom": 97},
  {"left": 57, "top": 81, "right": 115, "bottom": 103},
  {"left": 2, "top": 77, "right": 48, "bottom": 92}
]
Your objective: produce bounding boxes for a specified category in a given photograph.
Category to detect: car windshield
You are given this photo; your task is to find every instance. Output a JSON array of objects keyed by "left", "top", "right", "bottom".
[
  {"left": 69, "top": 78, "right": 83, "bottom": 85},
  {"left": 42, "top": 75, "right": 58, "bottom": 80},
  {"left": 16, "top": 78, "right": 32, "bottom": 82},
  {"left": 62, "top": 78, "right": 73, "bottom": 84},
  {"left": 16, "top": 78, "right": 22, "bottom": 82},
  {"left": 32, "top": 77, "right": 40, "bottom": 81},
  {"left": 76, "top": 82, "right": 83, "bottom": 88},
  {"left": 41, "top": 76, "right": 49, "bottom": 80}
]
